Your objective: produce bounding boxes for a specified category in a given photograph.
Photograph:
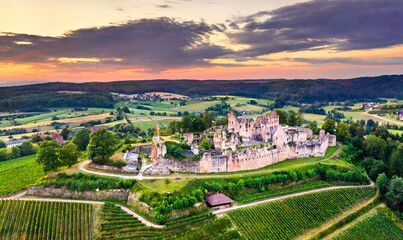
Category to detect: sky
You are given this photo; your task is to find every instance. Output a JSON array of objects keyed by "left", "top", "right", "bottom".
[{"left": 0, "top": 0, "right": 402, "bottom": 82}]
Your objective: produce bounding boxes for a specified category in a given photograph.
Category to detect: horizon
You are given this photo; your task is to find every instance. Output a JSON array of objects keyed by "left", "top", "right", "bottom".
[{"left": 1, "top": 0, "right": 402, "bottom": 82}]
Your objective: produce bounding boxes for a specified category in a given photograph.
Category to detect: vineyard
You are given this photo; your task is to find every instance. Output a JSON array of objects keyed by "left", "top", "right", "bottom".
[
  {"left": 332, "top": 209, "right": 403, "bottom": 240},
  {"left": 97, "top": 203, "right": 241, "bottom": 240},
  {"left": 228, "top": 187, "right": 375, "bottom": 240},
  {"left": 0, "top": 155, "right": 45, "bottom": 196},
  {"left": 0, "top": 200, "right": 94, "bottom": 240}
]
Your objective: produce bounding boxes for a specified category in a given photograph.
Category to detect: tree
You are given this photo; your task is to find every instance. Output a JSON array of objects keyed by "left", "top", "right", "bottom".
[
  {"left": 61, "top": 127, "right": 71, "bottom": 140},
  {"left": 336, "top": 123, "right": 349, "bottom": 143},
  {"left": 0, "top": 148, "right": 7, "bottom": 161},
  {"left": 386, "top": 176, "right": 403, "bottom": 211},
  {"left": 36, "top": 140, "right": 61, "bottom": 173},
  {"left": 11, "top": 147, "right": 21, "bottom": 159},
  {"left": 72, "top": 128, "right": 91, "bottom": 151},
  {"left": 199, "top": 139, "right": 211, "bottom": 150},
  {"left": 275, "top": 110, "right": 287, "bottom": 125},
  {"left": 289, "top": 170, "right": 298, "bottom": 182},
  {"left": 322, "top": 119, "right": 336, "bottom": 134},
  {"left": 20, "top": 141, "right": 36, "bottom": 156},
  {"left": 287, "top": 112, "right": 303, "bottom": 126},
  {"left": 389, "top": 143, "right": 403, "bottom": 176},
  {"left": 88, "top": 129, "right": 118, "bottom": 165},
  {"left": 122, "top": 106, "right": 130, "bottom": 113},
  {"left": 376, "top": 173, "right": 389, "bottom": 195},
  {"left": 363, "top": 135, "right": 386, "bottom": 159},
  {"left": 306, "top": 121, "right": 320, "bottom": 135},
  {"left": 60, "top": 143, "right": 79, "bottom": 167},
  {"left": 0, "top": 140, "right": 5, "bottom": 149}
]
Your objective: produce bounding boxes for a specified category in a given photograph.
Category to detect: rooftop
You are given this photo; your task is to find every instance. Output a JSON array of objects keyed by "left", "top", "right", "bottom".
[{"left": 205, "top": 193, "right": 233, "bottom": 207}]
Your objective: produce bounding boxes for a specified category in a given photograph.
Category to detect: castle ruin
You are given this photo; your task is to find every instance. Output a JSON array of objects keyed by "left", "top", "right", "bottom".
[{"left": 146, "top": 111, "right": 336, "bottom": 175}]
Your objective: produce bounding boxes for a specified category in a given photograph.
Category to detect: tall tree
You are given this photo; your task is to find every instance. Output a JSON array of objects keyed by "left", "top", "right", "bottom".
[
  {"left": 322, "top": 119, "right": 336, "bottom": 134},
  {"left": 60, "top": 143, "right": 79, "bottom": 167},
  {"left": 275, "top": 110, "right": 287, "bottom": 125},
  {"left": 336, "top": 122, "right": 349, "bottom": 143},
  {"left": 20, "top": 141, "right": 36, "bottom": 156},
  {"left": 36, "top": 140, "right": 61, "bottom": 173},
  {"left": 0, "top": 140, "right": 5, "bottom": 149},
  {"left": 61, "top": 127, "right": 71, "bottom": 140},
  {"left": 88, "top": 129, "right": 118, "bottom": 165},
  {"left": 72, "top": 128, "right": 91, "bottom": 151},
  {"left": 363, "top": 135, "right": 386, "bottom": 159},
  {"left": 386, "top": 177, "right": 403, "bottom": 211}
]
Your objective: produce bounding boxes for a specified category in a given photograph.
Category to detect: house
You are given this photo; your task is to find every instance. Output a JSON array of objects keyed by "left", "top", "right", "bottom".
[
  {"left": 6, "top": 139, "right": 27, "bottom": 148},
  {"left": 205, "top": 193, "right": 233, "bottom": 209},
  {"left": 50, "top": 132, "right": 65, "bottom": 144},
  {"left": 398, "top": 111, "right": 403, "bottom": 121}
]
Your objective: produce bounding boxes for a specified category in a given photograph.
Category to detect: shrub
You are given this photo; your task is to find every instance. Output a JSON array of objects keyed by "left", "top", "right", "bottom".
[{"left": 112, "top": 159, "right": 127, "bottom": 168}]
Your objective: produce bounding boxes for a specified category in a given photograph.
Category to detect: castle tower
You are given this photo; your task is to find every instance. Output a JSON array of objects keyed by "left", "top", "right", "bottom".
[
  {"left": 151, "top": 136, "right": 166, "bottom": 165},
  {"left": 228, "top": 111, "right": 237, "bottom": 131}
]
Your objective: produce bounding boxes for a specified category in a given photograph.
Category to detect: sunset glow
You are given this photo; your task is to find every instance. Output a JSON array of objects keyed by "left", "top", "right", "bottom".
[{"left": 0, "top": 0, "right": 402, "bottom": 82}]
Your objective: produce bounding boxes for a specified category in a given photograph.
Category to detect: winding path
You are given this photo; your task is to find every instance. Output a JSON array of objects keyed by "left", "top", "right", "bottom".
[
  {"left": 213, "top": 180, "right": 374, "bottom": 215},
  {"left": 0, "top": 191, "right": 162, "bottom": 228},
  {"left": 1, "top": 180, "right": 374, "bottom": 229}
]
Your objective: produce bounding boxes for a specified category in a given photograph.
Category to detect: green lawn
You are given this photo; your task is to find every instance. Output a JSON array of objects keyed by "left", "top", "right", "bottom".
[
  {"left": 0, "top": 155, "right": 45, "bottom": 196},
  {"left": 387, "top": 129, "right": 403, "bottom": 135}
]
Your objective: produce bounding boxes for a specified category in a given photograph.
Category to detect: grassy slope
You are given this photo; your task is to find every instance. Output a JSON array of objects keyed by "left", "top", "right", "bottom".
[{"left": 0, "top": 155, "right": 45, "bottom": 196}]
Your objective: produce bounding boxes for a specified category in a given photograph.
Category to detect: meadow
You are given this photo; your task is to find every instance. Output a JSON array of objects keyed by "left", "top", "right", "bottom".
[
  {"left": 228, "top": 187, "right": 375, "bottom": 240},
  {"left": 0, "top": 200, "right": 94, "bottom": 240},
  {"left": 0, "top": 155, "right": 45, "bottom": 196}
]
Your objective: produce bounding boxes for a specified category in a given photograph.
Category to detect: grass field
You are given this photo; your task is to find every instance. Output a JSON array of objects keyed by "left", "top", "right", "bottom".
[
  {"left": 0, "top": 200, "right": 94, "bottom": 240},
  {"left": 0, "top": 155, "right": 45, "bottom": 196},
  {"left": 333, "top": 208, "right": 403, "bottom": 240},
  {"left": 228, "top": 187, "right": 375, "bottom": 240},
  {"left": 97, "top": 203, "right": 240, "bottom": 240}
]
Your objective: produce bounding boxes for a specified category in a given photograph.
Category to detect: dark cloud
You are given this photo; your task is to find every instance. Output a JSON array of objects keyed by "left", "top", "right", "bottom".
[
  {"left": 288, "top": 57, "right": 403, "bottom": 65},
  {"left": 0, "top": 18, "right": 232, "bottom": 72},
  {"left": 229, "top": 0, "right": 403, "bottom": 57},
  {"left": 156, "top": 4, "right": 171, "bottom": 8}
]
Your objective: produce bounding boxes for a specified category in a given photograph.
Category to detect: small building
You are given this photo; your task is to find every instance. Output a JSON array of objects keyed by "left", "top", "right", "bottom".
[
  {"left": 50, "top": 132, "right": 65, "bottom": 144},
  {"left": 6, "top": 139, "right": 27, "bottom": 148},
  {"left": 205, "top": 193, "right": 234, "bottom": 209}
]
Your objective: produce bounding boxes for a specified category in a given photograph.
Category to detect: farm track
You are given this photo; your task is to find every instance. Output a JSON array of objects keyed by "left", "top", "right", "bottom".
[
  {"left": 363, "top": 112, "right": 403, "bottom": 126},
  {"left": 78, "top": 142, "right": 343, "bottom": 180}
]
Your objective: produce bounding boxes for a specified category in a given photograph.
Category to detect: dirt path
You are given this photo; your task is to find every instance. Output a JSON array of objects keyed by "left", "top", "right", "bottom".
[
  {"left": 78, "top": 143, "right": 342, "bottom": 180},
  {"left": 0, "top": 179, "right": 374, "bottom": 230},
  {"left": 321, "top": 204, "right": 385, "bottom": 240},
  {"left": 0, "top": 192, "right": 161, "bottom": 229},
  {"left": 213, "top": 181, "right": 374, "bottom": 215},
  {"left": 363, "top": 112, "right": 403, "bottom": 126}
]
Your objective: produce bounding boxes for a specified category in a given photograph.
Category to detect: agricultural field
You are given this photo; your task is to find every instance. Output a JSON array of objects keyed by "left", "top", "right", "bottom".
[
  {"left": 97, "top": 203, "right": 241, "bottom": 240},
  {"left": 228, "top": 187, "right": 375, "bottom": 240},
  {"left": 0, "top": 155, "right": 45, "bottom": 196},
  {"left": 0, "top": 200, "right": 94, "bottom": 240},
  {"left": 333, "top": 208, "right": 403, "bottom": 240}
]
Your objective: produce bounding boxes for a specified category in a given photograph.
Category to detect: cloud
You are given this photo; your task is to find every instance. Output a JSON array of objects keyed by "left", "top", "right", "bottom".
[
  {"left": 0, "top": 18, "right": 232, "bottom": 72},
  {"left": 156, "top": 4, "right": 171, "bottom": 9},
  {"left": 288, "top": 57, "right": 403, "bottom": 65},
  {"left": 229, "top": 0, "right": 403, "bottom": 57}
]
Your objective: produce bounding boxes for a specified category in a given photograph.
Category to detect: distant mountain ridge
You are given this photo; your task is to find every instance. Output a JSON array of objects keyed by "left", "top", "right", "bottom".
[{"left": 0, "top": 75, "right": 401, "bottom": 111}]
